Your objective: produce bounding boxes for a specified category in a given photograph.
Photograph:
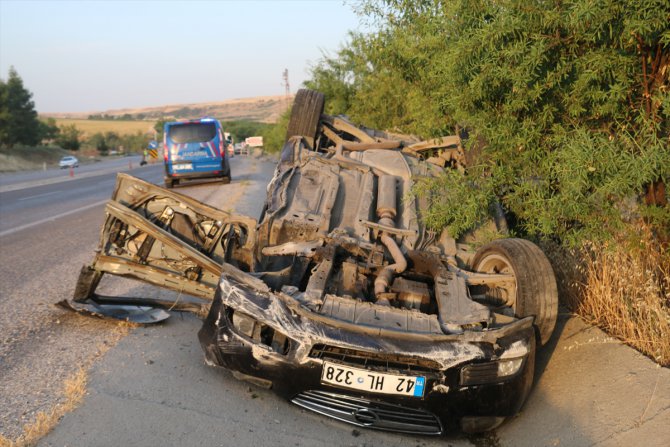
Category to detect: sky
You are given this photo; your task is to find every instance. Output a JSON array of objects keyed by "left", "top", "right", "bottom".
[{"left": 0, "top": 0, "right": 363, "bottom": 113}]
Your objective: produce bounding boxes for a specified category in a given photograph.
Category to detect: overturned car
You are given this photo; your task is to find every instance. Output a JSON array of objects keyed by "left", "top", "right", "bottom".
[{"left": 65, "top": 89, "right": 558, "bottom": 435}]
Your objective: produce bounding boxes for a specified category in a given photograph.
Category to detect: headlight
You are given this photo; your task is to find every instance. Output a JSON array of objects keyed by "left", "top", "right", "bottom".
[
  {"left": 460, "top": 340, "right": 528, "bottom": 386},
  {"left": 229, "top": 309, "right": 291, "bottom": 355},
  {"left": 497, "top": 357, "right": 524, "bottom": 377}
]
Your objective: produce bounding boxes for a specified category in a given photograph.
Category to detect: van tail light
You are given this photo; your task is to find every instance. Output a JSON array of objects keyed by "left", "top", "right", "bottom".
[{"left": 163, "top": 144, "right": 169, "bottom": 161}]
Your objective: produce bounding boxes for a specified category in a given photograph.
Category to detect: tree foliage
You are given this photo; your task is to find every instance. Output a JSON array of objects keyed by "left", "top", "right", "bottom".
[
  {"left": 0, "top": 67, "right": 42, "bottom": 147},
  {"left": 221, "top": 120, "right": 272, "bottom": 143},
  {"left": 307, "top": 0, "right": 670, "bottom": 244},
  {"left": 261, "top": 109, "right": 291, "bottom": 153},
  {"left": 38, "top": 117, "right": 60, "bottom": 142},
  {"left": 56, "top": 124, "right": 82, "bottom": 151},
  {"left": 84, "top": 130, "right": 148, "bottom": 155}
]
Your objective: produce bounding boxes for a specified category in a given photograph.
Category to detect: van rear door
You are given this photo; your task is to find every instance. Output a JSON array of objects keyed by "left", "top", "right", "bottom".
[{"left": 166, "top": 121, "right": 222, "bottom": 174}]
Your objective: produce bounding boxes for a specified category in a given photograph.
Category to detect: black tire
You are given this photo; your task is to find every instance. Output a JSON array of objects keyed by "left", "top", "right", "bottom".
[
  {"left": 286, "top": 89, "right": 324, "bottom": 149},
  {"left": 221, "top": 176, "right": 231, "bottom": 184},
  {"left": 165, "top": 179, "right": 174, "bottom": 189},
  {"left": 472, "top": 238, "right": 558, "bottom": 345}
]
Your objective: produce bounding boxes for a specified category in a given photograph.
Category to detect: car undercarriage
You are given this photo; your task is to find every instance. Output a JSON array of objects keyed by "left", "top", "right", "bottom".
[{"left": 62, "top": 89, "right": 558, "bottom": 434}]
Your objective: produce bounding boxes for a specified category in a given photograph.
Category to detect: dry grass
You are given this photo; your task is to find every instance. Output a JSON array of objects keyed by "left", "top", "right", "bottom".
[
  {"left": 54, "top": 119, "right": 156, "bottom": 137},
  {"left": 544, "top": 228, "right": 670, "bottom": 366},
  {"left": 0, "top": 321, "right": 133, "bottom": 447},
  {"left": 0, "top": 369, "right": 88, "bottom": 447}
]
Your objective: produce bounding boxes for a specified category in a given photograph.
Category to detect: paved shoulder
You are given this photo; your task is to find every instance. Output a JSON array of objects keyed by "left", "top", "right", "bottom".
[{"left": 38, "top": 311, "right": 670, "bottom": 447}]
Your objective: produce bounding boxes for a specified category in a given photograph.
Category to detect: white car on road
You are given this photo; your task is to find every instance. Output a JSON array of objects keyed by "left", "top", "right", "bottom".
[{"left": 59, "top": 156, "right": 79, "bottom": 169}]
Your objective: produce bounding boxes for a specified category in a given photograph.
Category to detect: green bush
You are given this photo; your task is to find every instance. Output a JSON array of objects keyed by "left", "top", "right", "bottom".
[
  {"left": 306, "top": 0, "right": 670, "bottom": 245},
  {"left": 261, "top": 109, "right": 291, "bottom": 153}
]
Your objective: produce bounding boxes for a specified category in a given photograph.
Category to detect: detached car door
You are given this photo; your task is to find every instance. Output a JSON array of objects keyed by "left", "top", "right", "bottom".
[{"left": 70, "top": 173, "right": 257, "bottom": 314}]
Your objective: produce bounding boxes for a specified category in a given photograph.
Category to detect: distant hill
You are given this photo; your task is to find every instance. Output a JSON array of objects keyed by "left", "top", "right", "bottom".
[{"left": 43, "top": 95, "right": 293, "bottom": 123}]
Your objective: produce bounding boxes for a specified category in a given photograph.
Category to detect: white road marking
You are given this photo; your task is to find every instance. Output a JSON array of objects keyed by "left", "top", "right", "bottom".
[
  {"left": 0, "top": 199, "right": 108, "bottom": 238},
  {"left": 17, "top": 190, "right": 60, "bottom": 201}
]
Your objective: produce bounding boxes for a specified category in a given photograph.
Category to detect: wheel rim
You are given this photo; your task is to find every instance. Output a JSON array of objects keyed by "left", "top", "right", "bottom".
[{"left": 475, "top": 253, "right": 517, "bottom": 312}]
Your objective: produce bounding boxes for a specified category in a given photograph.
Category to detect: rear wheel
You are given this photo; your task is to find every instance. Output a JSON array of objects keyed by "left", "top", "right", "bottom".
[
  {"left": 222, "top": 162, "right": 231, "bottom": 183},
  {"left": 286, "top": 89, "right": 325, "bottom": 149},
  {"left": 165, "top": 179, "right": 174, "bottom": 189},
  {"left": 472, "top": 238, "right": 558, "bottom": 345}
]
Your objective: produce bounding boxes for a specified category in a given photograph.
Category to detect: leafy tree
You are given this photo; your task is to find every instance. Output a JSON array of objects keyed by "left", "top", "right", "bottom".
[
  {"left": 221, "top": 120, "right": 272, "bottom": 143},
  {"left": 103, "top": 131, "right": 121, "bottom": 149},
  {"left": 304, "top": 32, "right": 369, "bottom": 117},
  {"left": 0, "top": 67, "right": 41, "bottom": 147},
  {"left": 154, "top": 118, "right": 168, "bottom": 142},
  {"left": 308, "top": 0, "right": 670, "bottom": 244},
  {"left": 88, "top": 132, "right": 110, "bottom": 155},
  {"left": 38, "top": 117, "right": 60, "bottom": 142},
  {"left": 121, "top": 131, "right": 148, "bottom": 153},
  {"left": 56, "top": 124, "right": 82, "bottom": 151},
  {"left": 261, "top": 109, "right": 291, "bottom": 153},
  {"left": 0, "top": 79, "right": 8, "bottom": 144}
]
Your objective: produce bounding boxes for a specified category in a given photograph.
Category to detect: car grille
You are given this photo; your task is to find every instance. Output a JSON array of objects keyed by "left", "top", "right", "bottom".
[
  {"left": 309, "top": 344, "right": 442, "bottom": 374},
  {"left": 292, "top": 390, "right": 442, "bottom": 435}
]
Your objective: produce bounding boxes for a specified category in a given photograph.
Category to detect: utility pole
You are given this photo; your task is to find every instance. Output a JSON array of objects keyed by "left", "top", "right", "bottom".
[{"left": 282, "top": 69, "right": 290, "bottom": 111}]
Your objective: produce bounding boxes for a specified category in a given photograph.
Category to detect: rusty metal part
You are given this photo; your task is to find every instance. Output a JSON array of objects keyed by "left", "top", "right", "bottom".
[
  {"left": 321, "top": 125, "right": 345, "bottom": 147},
  {"left": 391, "top": 277, "right": 431, "bottom": 311},
  {"left": 322, "top": 115, "right": 376, "bottom": 143},
  {"left": 404, "top": 135, "right": 461, "bottom": 153},
  {"left": 261, "top": 239, "right": 324, "bottom": 257},
  {"left": 373, "top": 175, "right": 408, "bottom": 301},
  {"left": 341, "top": 140, "right": 401, "bottom": 151},
  {"left": 406, "top": 251, "right": 491, "bottom": 333},
  {"left": 361, "top": 220, "right": 416, "bottom": 238},
  {"left": 376, "top": 174, "right": 398, "bottom": 218}
]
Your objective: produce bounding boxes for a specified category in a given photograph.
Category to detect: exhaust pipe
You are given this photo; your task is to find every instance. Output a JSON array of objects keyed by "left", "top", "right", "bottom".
[{"left": 374, "top": 175, "right": 407, "bottom": 305}]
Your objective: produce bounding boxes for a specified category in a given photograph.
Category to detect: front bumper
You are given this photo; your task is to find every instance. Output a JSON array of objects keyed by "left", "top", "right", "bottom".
[
  {"left": 198, "top": 275, "right": 536, "bottom": 434},
  {"left": 165, "top": 160, "right": 229, "bottom": 180}
]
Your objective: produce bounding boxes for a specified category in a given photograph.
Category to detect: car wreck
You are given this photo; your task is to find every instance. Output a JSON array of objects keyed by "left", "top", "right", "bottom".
[{"left": 62, "top": 89, "right": 558, "bottom": 435}]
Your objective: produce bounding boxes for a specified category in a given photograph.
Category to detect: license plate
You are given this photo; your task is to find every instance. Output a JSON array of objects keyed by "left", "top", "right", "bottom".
[
  {"left": 173, "top": 163, "right": 192, "bottom": 170},
  {"left": 320, "top": 361, "right": 425, "bottom": 398}
]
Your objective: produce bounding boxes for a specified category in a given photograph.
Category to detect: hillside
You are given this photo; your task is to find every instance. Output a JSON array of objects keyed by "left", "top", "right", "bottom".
[{"left": 43, "top": 95, "right": 293, "bottom": 124}]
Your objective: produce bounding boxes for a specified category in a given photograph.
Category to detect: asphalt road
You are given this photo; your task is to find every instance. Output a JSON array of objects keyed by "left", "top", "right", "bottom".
[
  {"left": 0, "top": 161, "right": 163, "bottom": 236},
  {"left": 0, "top": 155, "right": 145, "bottom": 191},
  {"left": 0, "top": 155, "right": 274, "bottom": 439},
  {"left": 1, "top": 156, "right": 668, "bottom": 446}
]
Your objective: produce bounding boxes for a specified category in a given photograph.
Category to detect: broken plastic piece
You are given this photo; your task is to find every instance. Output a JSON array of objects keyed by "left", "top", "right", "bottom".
[{"left": 56, "top": 299, "right": 170, "bottom": 324}]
